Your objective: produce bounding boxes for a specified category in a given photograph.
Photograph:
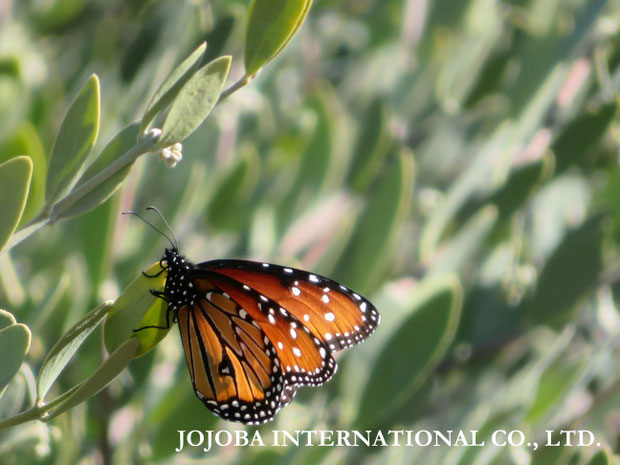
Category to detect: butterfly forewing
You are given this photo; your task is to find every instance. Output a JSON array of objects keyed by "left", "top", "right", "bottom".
[{"left": 200, "top": 260, "right": 380, "bottom": 351}]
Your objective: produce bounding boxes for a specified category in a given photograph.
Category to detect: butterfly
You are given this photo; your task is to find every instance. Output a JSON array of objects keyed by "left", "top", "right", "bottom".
[{"left": 127, "top": 208, "right": 380, "bottom": 425}]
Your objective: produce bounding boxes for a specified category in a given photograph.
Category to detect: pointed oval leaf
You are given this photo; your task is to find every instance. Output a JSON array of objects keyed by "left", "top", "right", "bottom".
[
  {"left": 526, "top": 357, "right": 587, "bottom": 423},
  {"left": 553, "top": 102, "right": 617, "bottom": 173},
  {"left": 45, "top": 74, "right": 100, "bottom": 205},
  {"left": 355, "top": 274, "right": 462, "bottom": 428},
  {"left": 141, "top": 42, "right": 208, "bottom": 133},
  {"left": 428, "top": 206, "right": 498, "bottom": 275},
  {"left": 54, "top": 122, "right": 141, "bottom": 220},
  {"left": 0, "top": 123, "right": 47, "bottom": 227},
  {"left": 43, "top": 338, "right": 139, "bottom": 420},
  {"left": 36, "top": 301, "right": 112, "bottom": 402},
  {"left": 333, "top": 148, "right": 414, "bottom": 293},
  {"left": 0, "top": 323, "right": 31, "bottom": 399},
  {"left": 104, "top": 262, "right": 169, "bottom": 358},
  {"left": 244, "top": 0, "right": 313, "bottom": 76},
  {"left": 347, "top": 98, "right": 392, "bottom": 192},
  {"left": 157, "top": 56, "right": 231, "bottom": 149},
  {"left": 0, "top": 309, "right": 16, "bottom": 330},
  {"left": 588, "top": 450, "right": 613, "bottom": 465},
  {"left": 0, "top": 156, "right": 32, "bottom": 253},
  {"left": 207, "top": 149, "right": 260, "bottom": 230},
  {"left": 523, "top": 217, "right": 603, "bottom": 327}
]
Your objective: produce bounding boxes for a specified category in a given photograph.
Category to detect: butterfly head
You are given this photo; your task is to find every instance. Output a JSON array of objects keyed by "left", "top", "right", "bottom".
[{"left": 162, "top": 247, "right": 192, "bottom": 273}]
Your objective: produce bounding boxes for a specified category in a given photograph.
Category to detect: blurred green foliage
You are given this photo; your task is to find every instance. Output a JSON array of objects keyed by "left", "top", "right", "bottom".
[{"left": 0, "top": 0, "right": 620, "bottom": 464}]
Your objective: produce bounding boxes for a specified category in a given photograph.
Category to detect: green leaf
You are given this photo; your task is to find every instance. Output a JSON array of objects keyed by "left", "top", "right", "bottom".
[
  {"left": 42, "top": 338, "right": 139, "bottom": 421},
  {"left": 157, "top": 56, "right": 231, "bottom": 149},
  {"left": 45, "top": 74, "right": 100, "bottom": 205},
  {"left": 419, "top": 123, "right": 513, "bottom": 260},
  {"left": 276, "top": 87, "right": 339, "bottom": 231},
  {"left": 355, "top": 274, "right": 462, "bottom": 427},
  {"left": 0, "top": 156, "right": 33, "bottom": 253},
  {"left": 0, "top": 323, "right": 31, "bottom": 399},
  {"left": 588, "top": 450, "right": 613, "bottom": 465},
  {"left": 0, "top": 123, "right": 47, "bottom": 227},
  {"left": 428, "top": 205, "right": 498, "bottom": 275},
  {"left": 346, "top": 98, "right": 392, "bottom": 192},
  {"left": 244, "top": 0, "right": 313, "bottom": 76},
  {"left": 207, "top": 149, "right": 260, "bottom": 230},
  {"left": 333, "top": 148, "right": 414, "bottom": 293},
  {"left": 141, "top": 42, "right": 208, "bottom": 133},
  {"left": 490, "top": 155, "right": 552, "bottom": 223},
  {"left": 526, "top": 357, "right": 586, "bottom": 422},
  {"left": 0, "top": 309, "right": 16, "bottom": 330},
  {"left": 36, "top": 301, "right": 112, "bottom": 402},
  {"left": 54, "top": 122, "right": 141, "bottom": 220},
  {"left": 146, "top": 383, "right": 217, "bottom": 461},
  {"left": 552, "top": 102, "right": 617, "bottom": 173},
  {"left": 522, "top": 217, "right": 603, "bottom": 327},
  {"left": 104, "top": 262, "right": 169, "bottom": 358}
]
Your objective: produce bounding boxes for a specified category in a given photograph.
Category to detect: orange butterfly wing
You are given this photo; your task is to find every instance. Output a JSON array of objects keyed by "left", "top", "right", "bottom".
[
  {"left": 200, "top": 260, "right": 380, "bottom": 351},
  {"left": 177, "top": 283, "right": 291, "bottom": 424},
  {"left": 163, "top": 253, "right": 379, "bottom": 425}
]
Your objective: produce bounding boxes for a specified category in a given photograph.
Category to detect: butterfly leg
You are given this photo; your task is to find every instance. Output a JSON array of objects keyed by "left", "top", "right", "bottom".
[
  {"left": 142, "top": 268, "right": 166, "bottom": 278},
  {"left": 132, "top": 305, "right": 173, "bottom": 332},
  {"left": 142, "top": 259, "right": 168, "bottom": 278},
  {"left": 132, "top": 291, "right": 173, "bottom": 332},
  {"left": 149, "top": 289, "right": 169, "bottom": 301}
]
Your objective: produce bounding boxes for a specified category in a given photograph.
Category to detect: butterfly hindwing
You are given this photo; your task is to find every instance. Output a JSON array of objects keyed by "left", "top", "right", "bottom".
[{"left": 177, "top": 283, "right": 287, "bottom": 424}]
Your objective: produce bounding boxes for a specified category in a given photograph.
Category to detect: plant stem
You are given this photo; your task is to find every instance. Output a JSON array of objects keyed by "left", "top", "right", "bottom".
[
  {"left": 219, "top": 73, "right": 255, "bottom": 102},
  {"left": 49, "top": 133, "right": 158, "bottom": 223},
  {"left": 1, "top": 217, "right": 50, "bottom": 256},
  {"left": 0, "top": 406, "right": 42, "bottom": 431}
]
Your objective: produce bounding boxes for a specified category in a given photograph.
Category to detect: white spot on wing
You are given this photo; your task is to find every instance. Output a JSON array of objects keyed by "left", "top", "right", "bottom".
[{"left": 325, "top": 312, "right": 335, "bottom": 321}]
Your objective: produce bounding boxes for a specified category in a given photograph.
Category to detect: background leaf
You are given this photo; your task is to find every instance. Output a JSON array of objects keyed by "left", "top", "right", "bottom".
[
  {"left": 141, "top": 42, "right": 208, "bottom": 133},
  {"left": 36, "top": 302, "right": 111, "bottom": 402},
  {"left": 157, "top": 56, "right": 231, "bottom": 148},
  {"left": 0, "top": 309, "right": 17, "bottom": 330},
  {"left": 104, "top": 262, "right": 169, "bottom": 358},
  {"left": 0, "top": 156, "right": 32, "bottom": 253},
  {"left": 244, "top": 0, "right": 312, "bottom": 76},
  {"left": 0, "top": 323, "right": 31, "bottom": 400},
  {"left": 54, "top": 122, "right": 141, "bottom": 220},
  {"left": 42, "top": 338, "right": 139, "bottom": 420},
  {"left": 332, "top": 148, "right": 414, "bottom": 293},
  {"left": 355, "top": 274, "right": 462, "bottom": 427},
  {"left": 44, "top": 74, "right": 100, "bottom": 205}
]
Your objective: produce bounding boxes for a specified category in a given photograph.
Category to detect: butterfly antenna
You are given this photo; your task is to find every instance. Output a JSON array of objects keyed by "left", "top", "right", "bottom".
[
  {"left": 122, "top": 210, "right": 176, "bottom": 249},
  {"left": 146, "top": 206, "right": 179, "bottom": 249}
]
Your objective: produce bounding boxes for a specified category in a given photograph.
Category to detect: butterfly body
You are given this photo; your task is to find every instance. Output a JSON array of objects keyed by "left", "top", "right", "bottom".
[{"left": 156, "top": 247, "right": 380, "bottom": 425}]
